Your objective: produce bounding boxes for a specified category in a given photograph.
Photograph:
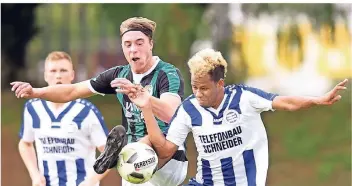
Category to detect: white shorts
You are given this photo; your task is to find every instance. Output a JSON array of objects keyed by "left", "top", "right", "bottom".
[{"left": 122, "top": 150, "right": 188, "bottom": 186}]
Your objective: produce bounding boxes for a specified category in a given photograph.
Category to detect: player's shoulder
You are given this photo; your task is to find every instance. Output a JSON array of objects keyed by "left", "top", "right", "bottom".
[
  {"left": 227, "top": 84, "right": 278, "bottom": 101},
  {"left": 118, "top": 64, "right": 131, "bottom": 70},
  {"left": 225, "top": 83, "right": 248, "bottom": 90},
  {"left": 102, "top": 65, "right": 127, "bottom": 74},
  {"left": 225, "top": 83, "right": 260, "bottom": 93},
  {"left": 157, "top": 59, "right": 179, "bottom": 73},
  {"left": 75, "top": 99, "right": 100, "bottom": 111},
  {"left": 180, "top": 95, "right": 197, "bottom": 107}
]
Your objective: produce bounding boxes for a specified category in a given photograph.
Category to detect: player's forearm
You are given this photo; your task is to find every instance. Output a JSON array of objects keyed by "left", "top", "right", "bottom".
[
  {"left": 149, "top": 96, "right": 177, "bottom": 123},
  {"left": 33, "top": 84, "right": 78, "bottom": 103},
  {"left": 273, "top": 96, "right": 320, "bottom": 111},
  {"left": 18, "top": 141, "right": 41, "bottom": 179},
  {"left": 141, "top": 107, "right": 175, "bottom": 159}
]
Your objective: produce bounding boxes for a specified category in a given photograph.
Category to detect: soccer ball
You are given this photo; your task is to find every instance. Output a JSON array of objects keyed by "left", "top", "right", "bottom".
[{"left": 117, "top": 142, "right": 158, "bottom": 184}]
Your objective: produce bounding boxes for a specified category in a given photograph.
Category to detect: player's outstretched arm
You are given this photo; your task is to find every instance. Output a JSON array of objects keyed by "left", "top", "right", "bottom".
[
  {"left": 272, "top": 79, "right": 348, "bottom": 111},
  {"left": 11, "top": 80, "right": 94, "bottom": 103},
  {"left": 140, "top": 105, "right": 179, "bottom": 159},
  {"left": 111, "top": 78, "right": 181, "bottom": 123},
  {"left": 128, "top": 89, "right": 178, "bottom": 159},
  {"left": 18, "top": 140, "right": 46, "bottom": 186}
]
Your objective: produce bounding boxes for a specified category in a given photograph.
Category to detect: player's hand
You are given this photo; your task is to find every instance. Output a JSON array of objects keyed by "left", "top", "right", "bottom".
[
  {"left": 317, "top": 79, "right": 348, "bottom": 105},
  {"left": 128, "top": 86, "right": 152, "bottom": 109},
  {"left": 111, "top": 78, "right": 140, "bottom": 95},
  {"left": 10, "top": 81, "right": 35, "bottom": 98},
  {"left": 31, "top": 174, "right": 46, "bottom": 186}
]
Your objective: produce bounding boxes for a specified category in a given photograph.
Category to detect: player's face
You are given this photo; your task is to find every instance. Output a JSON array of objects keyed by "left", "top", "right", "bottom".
[
  {"left": 44, "top": 59, "right": 74, "bottom": 86},
  {"left": 191, "top": 74, "right": 224, "bottom": 108},
  {"left": 122, "top": 31, "right": 153, "bottom": 74}
]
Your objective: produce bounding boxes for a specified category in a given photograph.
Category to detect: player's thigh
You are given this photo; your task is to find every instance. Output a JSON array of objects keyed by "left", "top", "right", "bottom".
[{"left": 150, "top": 159, "right": 188, "bottom": 186}]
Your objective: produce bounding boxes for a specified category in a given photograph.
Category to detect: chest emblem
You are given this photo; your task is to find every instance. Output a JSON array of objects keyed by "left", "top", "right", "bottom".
[{"left": 223, "top": 109, "right": 240, "bottom": 125}]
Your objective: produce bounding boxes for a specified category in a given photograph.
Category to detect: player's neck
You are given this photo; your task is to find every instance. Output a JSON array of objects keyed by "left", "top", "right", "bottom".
[
  {"left": 50, "top": 102, "right": 66, "bottom": 110},
  {"left": 137, "top": 56, "right": 156, "bottom": 74},
  {"left": 212, "top": 87, "right": 225, "bottom": 109}
]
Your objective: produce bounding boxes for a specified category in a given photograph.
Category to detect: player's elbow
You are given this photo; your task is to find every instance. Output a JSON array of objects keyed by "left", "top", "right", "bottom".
[
  {"left": 158, "top": 150, "right": 175, "bottom": 160},
  {"left": 18, "top": 140, "right": 33, "bottom": 151},
  {"left": 164, "top": 113, "right": 174, "bottom": 123},
  {"left": 285, "top": 104, "right": 300, "bottom": 111}
]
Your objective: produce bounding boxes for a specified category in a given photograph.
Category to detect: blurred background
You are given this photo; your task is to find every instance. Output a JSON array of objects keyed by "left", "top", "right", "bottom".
[{"left": 1, "top": 3, "right": 351, "bottom": 186}]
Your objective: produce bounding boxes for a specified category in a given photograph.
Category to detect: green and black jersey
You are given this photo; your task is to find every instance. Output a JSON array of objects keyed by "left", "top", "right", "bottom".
[{"left": 90, "top": 58, "right": 184, "bottom": 143}]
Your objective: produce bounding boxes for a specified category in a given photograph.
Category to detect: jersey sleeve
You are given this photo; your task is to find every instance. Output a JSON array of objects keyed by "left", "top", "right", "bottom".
[
  {"left": 87, "top": 106, "right": 109, "bottom": 147},
  {"left": 165, "top": 105, "right": 191, "bottom": 147},
  {"left": 158, "top": 67, "right": 184, "bottom": 100},
  {"left": 18, "top": 101, "right": 35, "bottom": 142},
  {"left": 242, "top": 85, "right": 278, "bottom": 113},
  {"left": 89, "top": 66, "right": 121, "bottom": 95}
]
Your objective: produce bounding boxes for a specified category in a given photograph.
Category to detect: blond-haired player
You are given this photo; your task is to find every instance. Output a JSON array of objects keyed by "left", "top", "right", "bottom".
[
  {"left": 11, "top": 17, "right": 188, "bottom": 186},
  {"left": 127, "top": 48, "right": 348, "bottom": 186},
  {"left": 18, "top": 51, "right": 110, "bottom": 186}
]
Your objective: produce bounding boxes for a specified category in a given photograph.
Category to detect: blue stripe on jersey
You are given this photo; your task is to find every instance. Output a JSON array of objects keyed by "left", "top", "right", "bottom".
[
  {"left": 41, "top": 100, "right": 56, "bottom": 121},
  {"left": 56, "top": 160, "right": 67, "bottom": 186},
  {"left": 243, "top": 150, "right": 257, "bottom": 186},
  {"left": 19, "top": 103, "right": 27, "bottom": 138},
  {"left": 43, "top": 161, "right": 51, "bottom": 186},
  {"left": 221, "top": 157, "right": 236, "bottom": 186},
  {"left": 183, "top": 97, "right": 202, "bottom": 126},
  {"left": 76, "top": 158, "right": 86, "bottom": 185},
  {"left": 201, "top": 159, "right": 214, "bottom": 185},
  {"left": 79, "top": 99, "right": 109, "bottom": 136},
  {"left": 204, "top": 92, "right": 231, "bottom": 125},
  {"left": 27, "top": 102, "right": 41, "bottom": 128},
  {"left": 41, "top": 100, "right": 76, "bottom": 122},
  {"left": 57, "top": 101, "right": 76, "bottom": 121},
  {"left": 19, "top": 122, "right": 24, "bottom": 138},
  {"left": 228, "top": 86, "right": 243, "bottom": 114},
  {"left": 91, "top": 106, "right": 109, "bottom": 136},
  {"left": 163, "top": 104, "right": 182, "bottom": 136},
  {"left": 240, "top": 85, "right": 278, "bottom": 101},
  {"left": 73, "top": 106, "right": 91, "bottom": 129}
]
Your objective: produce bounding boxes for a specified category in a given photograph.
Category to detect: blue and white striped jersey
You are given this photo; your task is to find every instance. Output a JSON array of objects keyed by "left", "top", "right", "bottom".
[
  {"left": 166, "top": 84, "right": 278, "bottom": 186},
  {"left": 19, "top": 98, "right": 109, "bottom": 186}
]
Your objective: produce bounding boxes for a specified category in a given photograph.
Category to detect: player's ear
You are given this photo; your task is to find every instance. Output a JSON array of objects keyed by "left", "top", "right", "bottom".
[
  {"left": 44, "top": 70, "right": 49, "bottom": 84},
  {"left": 217, "top": 78, "right": 225, "bottom": 87},
  {"left": 70, "top": 70, "right": 75, "bottom": 82},
  {"left": 150, "top": 39, "right": 154, "bottom": 50}
]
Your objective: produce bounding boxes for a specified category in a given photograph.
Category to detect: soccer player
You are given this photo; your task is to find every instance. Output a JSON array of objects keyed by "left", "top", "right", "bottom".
[
  {"left": 11, "top": 17, "right": 188, "bottom": 186},
  {"left": 18, "top": 51, "right": 110, "bottom": 186},
  {"left": 127, "top": 48, "right": 349, "bottom": 186}
]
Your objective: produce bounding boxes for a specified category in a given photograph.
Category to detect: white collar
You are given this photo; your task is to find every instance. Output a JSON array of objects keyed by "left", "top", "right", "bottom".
[{"left": 132, "top": 56, "right": 160, "bottom": 83}]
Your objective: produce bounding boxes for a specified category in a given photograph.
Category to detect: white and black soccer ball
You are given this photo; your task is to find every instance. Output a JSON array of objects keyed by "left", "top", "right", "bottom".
[{"left": 117, "top": 142, "right": 158, "bottom": 184}]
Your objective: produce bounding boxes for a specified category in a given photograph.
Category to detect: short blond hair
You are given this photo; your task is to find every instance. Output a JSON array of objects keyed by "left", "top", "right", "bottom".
[
  {"left": 188, "top": 48, "right": 227, "bottom": 81},
  {"left": 45, "top": 51, "right": 72, "bottom": 63},
  {"left": 120, "top": 17, "right": 157, "bottom": 40}
]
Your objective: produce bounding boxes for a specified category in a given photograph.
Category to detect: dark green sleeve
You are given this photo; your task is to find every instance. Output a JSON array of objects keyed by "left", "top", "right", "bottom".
[
  {"left": 157, "top": 67, "right": 185, "bottom": 100},
  {"left": 90, "top": 66, "right": 121, "bottom": 94}
]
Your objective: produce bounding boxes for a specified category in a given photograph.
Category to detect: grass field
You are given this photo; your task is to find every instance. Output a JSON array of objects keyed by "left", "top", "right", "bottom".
[{"left": 1, "top": 88, "right": 351, "bottom": 186}]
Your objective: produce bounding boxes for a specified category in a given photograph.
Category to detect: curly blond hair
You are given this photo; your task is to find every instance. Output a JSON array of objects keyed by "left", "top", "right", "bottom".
[{"left": 188, "top": 48, "right": 227, "bottom": 81}]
